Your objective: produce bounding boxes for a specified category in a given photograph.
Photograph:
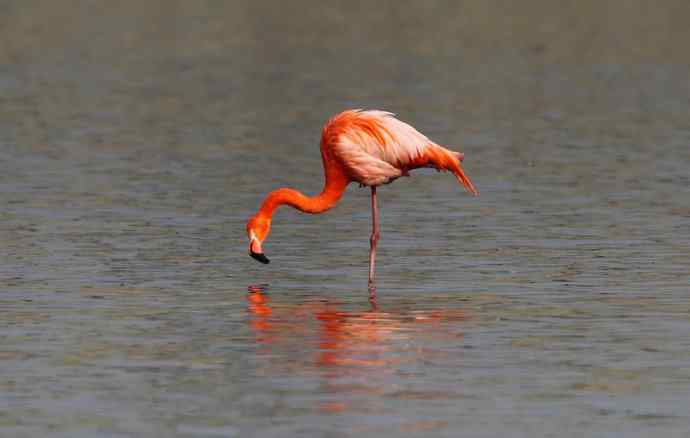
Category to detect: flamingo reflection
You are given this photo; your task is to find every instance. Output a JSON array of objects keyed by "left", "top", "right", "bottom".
[{"left": 246, "top": 285, "right": 471, "bottom": 371}]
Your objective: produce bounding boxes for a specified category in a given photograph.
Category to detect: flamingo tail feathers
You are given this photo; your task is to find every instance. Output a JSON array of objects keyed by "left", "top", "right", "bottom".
[{"left": 425, "top": 145, "right": 479, "bottom": 195}]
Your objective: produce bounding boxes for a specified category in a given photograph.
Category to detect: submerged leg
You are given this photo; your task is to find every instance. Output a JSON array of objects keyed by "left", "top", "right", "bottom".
[{"left": 368, "top": 186, "right": 379, "bottom": 297}]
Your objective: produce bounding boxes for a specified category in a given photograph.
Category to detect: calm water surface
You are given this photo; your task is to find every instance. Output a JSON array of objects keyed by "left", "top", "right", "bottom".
[{"left": 2, "top": 2, "right": 690, "bottom": 437}]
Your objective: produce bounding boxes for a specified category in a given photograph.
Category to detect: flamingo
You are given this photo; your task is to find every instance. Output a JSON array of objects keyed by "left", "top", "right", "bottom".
[{"left": 246, "top": 109, "right": 478, "bottom": 295}]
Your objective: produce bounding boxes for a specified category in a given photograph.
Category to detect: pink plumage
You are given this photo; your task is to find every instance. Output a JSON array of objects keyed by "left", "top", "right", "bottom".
[
  {"left": 321, "top": 109, "right": 477, "bottom": 194},
  {"left": 330, "top": 110, "right": 430, "bottom": 185}
]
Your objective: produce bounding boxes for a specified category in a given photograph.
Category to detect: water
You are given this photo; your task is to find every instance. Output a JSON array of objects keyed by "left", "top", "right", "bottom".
[{"left": 2, "top": 1, "right": 690, "bottom": 437}]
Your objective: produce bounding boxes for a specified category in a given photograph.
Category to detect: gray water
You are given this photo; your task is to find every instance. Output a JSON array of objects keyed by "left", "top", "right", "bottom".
[{"left": 2, "top": 2, "right": 690, "bottom": 437}]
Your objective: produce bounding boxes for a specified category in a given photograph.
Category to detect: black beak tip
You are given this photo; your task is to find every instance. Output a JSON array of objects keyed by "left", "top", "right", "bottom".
[{"left": 250, "top": 251, "right": 270, "bottom": 264}]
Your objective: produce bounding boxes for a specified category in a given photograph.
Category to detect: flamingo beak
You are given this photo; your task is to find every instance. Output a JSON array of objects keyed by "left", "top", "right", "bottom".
[{"left": 249, "top": 238, "right": 270, "bottom": 264}]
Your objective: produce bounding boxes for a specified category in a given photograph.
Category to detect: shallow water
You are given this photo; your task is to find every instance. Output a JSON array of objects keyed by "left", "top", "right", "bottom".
[{"left": 2, "top": 2, "right": 690, "bottom": 437}]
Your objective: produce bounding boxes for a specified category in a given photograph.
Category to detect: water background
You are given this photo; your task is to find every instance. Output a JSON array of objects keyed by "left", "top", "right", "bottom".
[{"left": 2, "top": 1, "right": 690, "bottom": 437}]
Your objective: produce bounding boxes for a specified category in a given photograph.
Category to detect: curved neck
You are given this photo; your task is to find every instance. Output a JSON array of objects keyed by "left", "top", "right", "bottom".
[{"left": 257, "top": 165, "right": 349, "bottom": 218}]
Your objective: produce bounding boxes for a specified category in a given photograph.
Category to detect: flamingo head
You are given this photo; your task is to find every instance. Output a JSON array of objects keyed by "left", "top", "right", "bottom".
[{"left": 246, "top": 214, "right": 271, "bottom": 264}]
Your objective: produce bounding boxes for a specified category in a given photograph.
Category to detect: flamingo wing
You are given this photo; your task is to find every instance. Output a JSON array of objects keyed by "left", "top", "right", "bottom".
[
  {"left": 322, "top": 109, "right": 478, "bottom": 194},
  {"left": 324, "top": 110, "right": 432, "bottom": 186}
]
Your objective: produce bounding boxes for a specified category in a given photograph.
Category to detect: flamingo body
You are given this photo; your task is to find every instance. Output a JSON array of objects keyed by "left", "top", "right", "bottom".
[
  {"left": 323, "top": 110, "right": 477, "bottom": 191},
  {"left": 325, "top": 110, "right": 431, "bottom": 186},
  {"left": 247, "top": 109, "right": 478, "bottom": 292}
]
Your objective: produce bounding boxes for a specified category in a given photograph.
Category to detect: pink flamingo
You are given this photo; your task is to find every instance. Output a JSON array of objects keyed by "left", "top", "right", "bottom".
[{"left": 246, "top": 109, "right": 478, "bottom": 295}]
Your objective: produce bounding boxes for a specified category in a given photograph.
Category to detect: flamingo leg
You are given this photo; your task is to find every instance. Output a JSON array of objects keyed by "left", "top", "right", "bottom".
[{"left": 368, "top": 186, "right": 379, "bottom": 297}]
